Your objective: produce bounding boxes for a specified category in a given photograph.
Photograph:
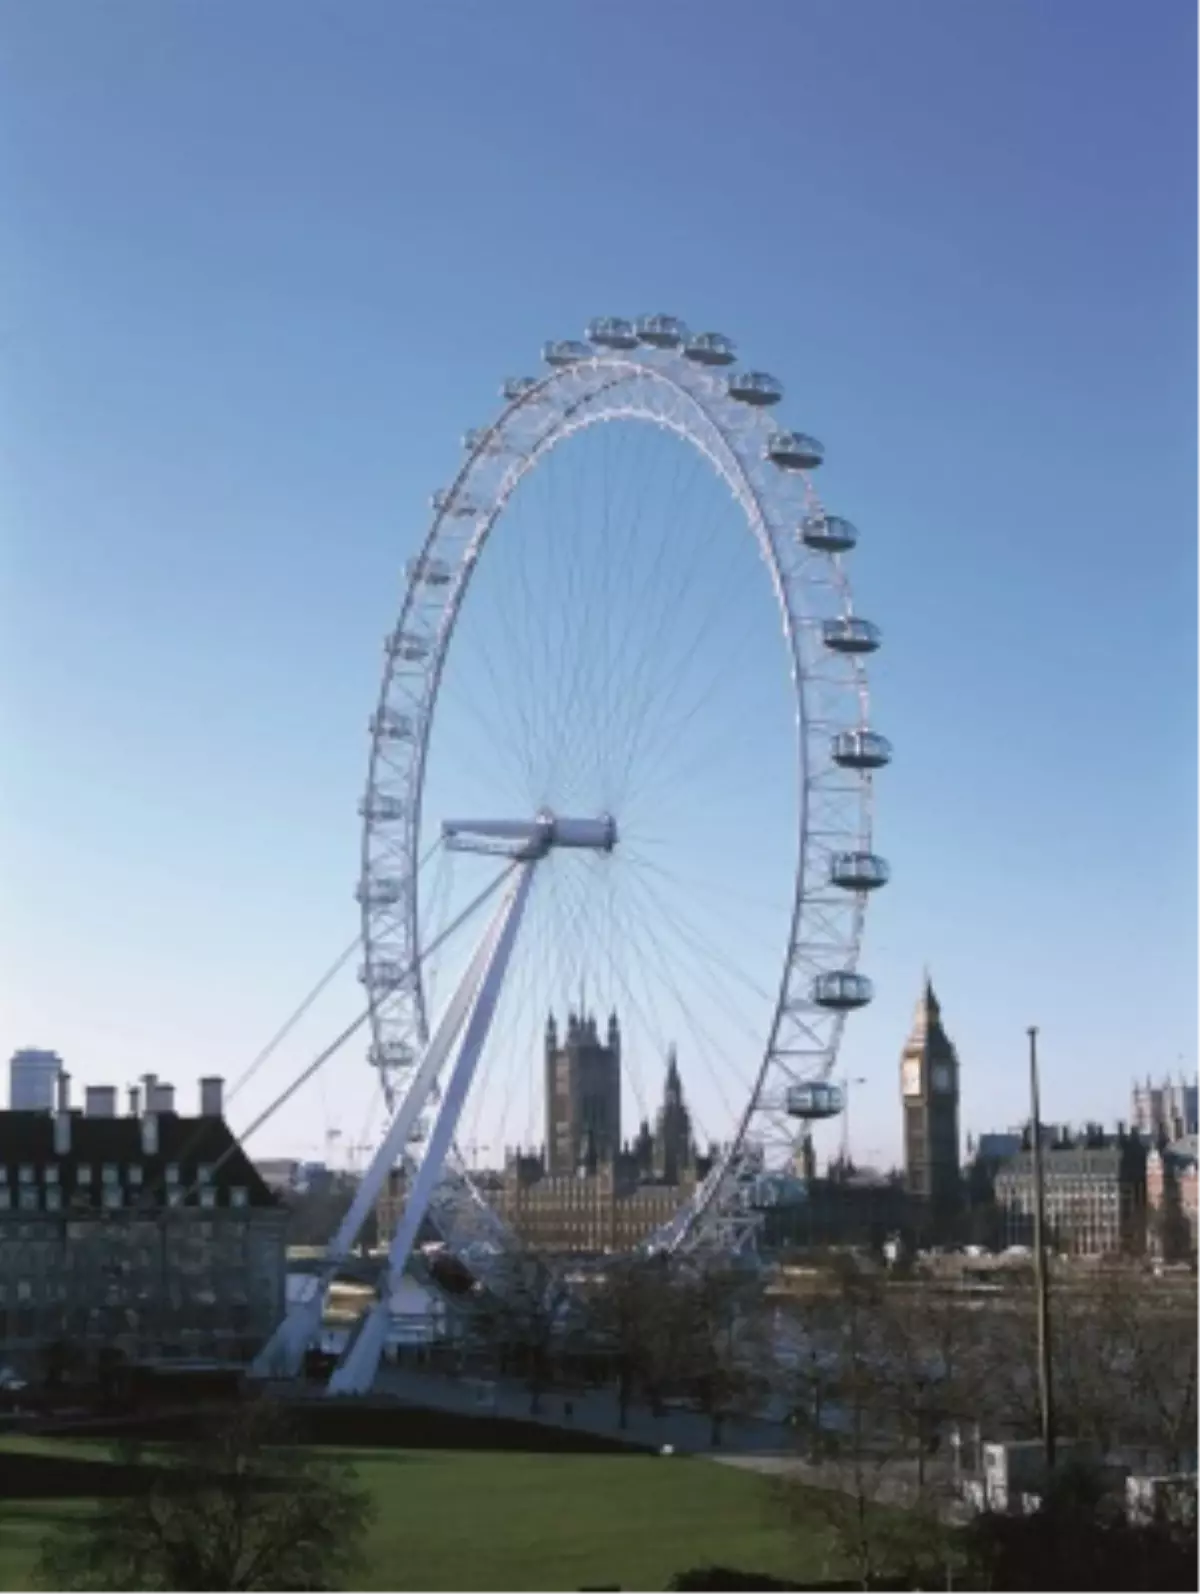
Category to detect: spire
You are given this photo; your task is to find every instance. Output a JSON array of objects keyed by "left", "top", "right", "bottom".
[{"left": 907, "top": 974, "right": 941, "bottom": 1046}]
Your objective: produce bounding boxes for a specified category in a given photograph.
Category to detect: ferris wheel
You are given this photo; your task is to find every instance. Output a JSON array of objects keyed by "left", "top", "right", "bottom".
[{"left": 254, "top": 314, "right": 888, "bottom": 1389}]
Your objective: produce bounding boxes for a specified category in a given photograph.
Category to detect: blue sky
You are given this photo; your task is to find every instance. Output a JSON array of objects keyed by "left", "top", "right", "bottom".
[{"left": 1, "top": 0, "right": 1195, "bottom": 1170}]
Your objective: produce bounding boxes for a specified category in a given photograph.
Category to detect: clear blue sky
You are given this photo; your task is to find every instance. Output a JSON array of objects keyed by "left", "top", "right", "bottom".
[{"left": 1, "top": 0, "right": 1195, "bottom": 1169}]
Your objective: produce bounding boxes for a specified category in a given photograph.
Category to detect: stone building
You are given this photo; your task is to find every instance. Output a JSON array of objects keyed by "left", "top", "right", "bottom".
[
  {"left": 0, "top": 1072, "right": 286, "bottom": 1376},
  {"left": 1131, "top": 1075, "right": 1198, "bottom": 1145},
  {"left": 498, "top": 1047, "right": 710, "bottom": 1254},
  {"left": 994, "top": 1126, "right": 1147, "bottom": 1257}
]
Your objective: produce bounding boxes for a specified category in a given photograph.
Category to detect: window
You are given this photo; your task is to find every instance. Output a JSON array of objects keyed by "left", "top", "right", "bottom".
[
  {"left": 103, "top": 1187, "right": 122, "bottom": 1211},
  {"left": 166, "top": 1163, "right": 180, "bottom": 1185},
  {"left": 128, "top": 1165, "right": 143, "bottom": 1187},
  {"left": 45, "top": 1189, "right": 62, "bottom": 1213},
  {"left": 18, "top": 1164, "right": 34, "bottom": 1184},
  {"left": 44, "top": 1165, "right": 60, "bottom": 1185},
  {"left": 101, "top": 1164, "right": 119, "bottom": 1186},
  {"left": 0, "top": 1190, "right": 9, "bottom": 1211},
  {"left": 168, "top": 1189, "right": 184, "bottom": 1208},
  {"left": 19, "top": 1189, "right": 38, "bottom": 1212},
  {"left": 76, "top": 1163, "right": 92, "bottom": 1184},
  {"left": 200, "top": 1188, "right": 217, "bottom": 1210},
  {"left": 231, "top": 1186, "right": 248, "bottom": 1208},
  {"left": 0, "top": 1166, "right": 7, "bottom": 1183},
  {"left": 197, "top": 1164, "right": 214, "bottom": 1185}
]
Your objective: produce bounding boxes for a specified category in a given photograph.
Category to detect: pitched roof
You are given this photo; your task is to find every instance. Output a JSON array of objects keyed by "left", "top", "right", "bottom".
[{"left": 0, "top": 1110, "right": 276, "bottom": 1210}]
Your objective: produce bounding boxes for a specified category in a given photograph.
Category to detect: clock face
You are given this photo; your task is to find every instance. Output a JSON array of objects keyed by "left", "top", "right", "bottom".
[
  {"left": 902, "top": 1059, "right": 922, "bottom": 1097},
  {"left": 931, "top": 1063, "right": 953, "bottom": 1094}
]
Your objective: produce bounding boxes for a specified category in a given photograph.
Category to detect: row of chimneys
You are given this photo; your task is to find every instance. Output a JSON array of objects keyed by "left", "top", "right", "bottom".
[{"left": 51, "top": 1072, "right": 225, "bottom": 1158}]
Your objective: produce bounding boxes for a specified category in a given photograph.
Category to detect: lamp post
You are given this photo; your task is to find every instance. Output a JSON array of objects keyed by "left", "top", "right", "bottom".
[
  {"left": 1028, "top": 1025, "right": 1056, "bottom": 1471},
  {"left": 839, "top": 1076, "right": 867, "bottom": 1166}
]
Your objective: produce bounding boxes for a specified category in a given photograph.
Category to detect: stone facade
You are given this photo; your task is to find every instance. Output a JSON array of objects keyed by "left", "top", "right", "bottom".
[
  {"left": 994, "top": 1130, "right": 1146, "bottom": 1257},
  {"left": 0, "top": 1079, "right": 286, "bottom": 1375}
]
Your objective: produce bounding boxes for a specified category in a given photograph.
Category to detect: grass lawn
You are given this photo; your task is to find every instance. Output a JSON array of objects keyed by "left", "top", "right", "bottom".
[{"left": 0, "top": 1437, "right": 847, "bottom": 1591}]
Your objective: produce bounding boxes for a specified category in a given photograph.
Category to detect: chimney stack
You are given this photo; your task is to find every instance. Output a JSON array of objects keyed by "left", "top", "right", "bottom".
[
  {"left": 54, "top": 1071, "right": 71, "bottom": 1154},
  {"left": 85, "top": 1085, "right": 117, "bottom": 1118},
  {"left": 142, "top": 1074, "right": 157, "bottom": 1114},
  {"left": 128, "top": 1085, "right": 141, "bottom": 1118},
  {"left": 200, "top": 1076, "right": 224, "bottom": 1118},
  {"left": 150, "top": 1082, "right": 175, "bottom": 1114}
]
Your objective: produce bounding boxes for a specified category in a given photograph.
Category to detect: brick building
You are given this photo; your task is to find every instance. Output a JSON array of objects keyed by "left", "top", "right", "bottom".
[
  {"left": 0, "top": 1072, "right": 286, "bottom": 1376},
  {"left": 1146, "top": 1134, "right": 1198, "bottom": 1261}
]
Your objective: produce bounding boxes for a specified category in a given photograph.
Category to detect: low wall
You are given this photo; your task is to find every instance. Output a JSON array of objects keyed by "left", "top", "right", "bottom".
[{"left": 41, "top": 1396, "right": 653, "bottom": 1456}]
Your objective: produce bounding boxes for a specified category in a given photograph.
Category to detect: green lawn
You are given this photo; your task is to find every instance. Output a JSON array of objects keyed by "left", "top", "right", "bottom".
[{"left": 0, "top": 1437, "right": 846, "bottom": 1591}]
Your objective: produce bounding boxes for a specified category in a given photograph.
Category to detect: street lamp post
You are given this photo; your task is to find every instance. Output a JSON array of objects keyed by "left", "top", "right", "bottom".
[
  {"left": 840, "top": 1076, "right": 867, "bottom": 1166},
  {"left": 1028, "top": 1025, "right": 1056, "bottom": 1472}
]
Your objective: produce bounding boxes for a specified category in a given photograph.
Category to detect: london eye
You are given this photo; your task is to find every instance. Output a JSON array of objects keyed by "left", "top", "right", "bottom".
[{"left": 257, "top": 315, "right": 888, "bottom": 1389}]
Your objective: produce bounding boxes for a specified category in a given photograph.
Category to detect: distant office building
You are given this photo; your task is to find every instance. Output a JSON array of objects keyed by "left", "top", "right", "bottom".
[
  {"left": 994, "top": 1126, "right": 1146, "bottom": 1257},
  {"left": 900, "top": 980, "right": 962, "bottom": 1232},
  {"left": 9, "top": 1049, "right": 63, "bottom": 1112},
  {"left": 1132, "top": 1076, "right": 1198, "bottom": 1145}
]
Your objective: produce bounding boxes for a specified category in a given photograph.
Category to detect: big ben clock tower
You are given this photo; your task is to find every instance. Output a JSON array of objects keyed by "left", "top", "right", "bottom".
[{"left": 901, "top": 977, "right": 961, "bottom": 1232}]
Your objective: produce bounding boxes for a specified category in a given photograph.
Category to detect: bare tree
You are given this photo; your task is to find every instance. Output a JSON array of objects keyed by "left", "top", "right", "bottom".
[
  {"left": 589, "top": 1254, "right": 681, "bottom": 1428},
  {"left": 485, "top": 1251, "right": 571, "bottom": 1414},
  {"left": 37, "top": 1399, "right": 372, "bottom": 1592},
  {"left": 675, "top": 1265, "right": 767, "bottom": 1446}
]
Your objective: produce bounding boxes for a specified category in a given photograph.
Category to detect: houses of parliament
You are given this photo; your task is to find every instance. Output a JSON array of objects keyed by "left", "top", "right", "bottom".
[{"left": 493, "top": 1006, "right": 715, "bottom": 1255}]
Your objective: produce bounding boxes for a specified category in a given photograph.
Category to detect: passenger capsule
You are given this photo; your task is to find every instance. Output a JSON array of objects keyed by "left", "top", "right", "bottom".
[
  {"left": 831, "top": 729, "right": 892, "bottom": 770},
  {"left": 370, "top": 1040, "right": 416, "bottom": 1070},
  {"left": 801, "top": 514, "right": 858, "bottom": 553},
  {"left": 358, "top": 793, "right": 406, "bottom": 823},
  {"left": 747, "top": 1173, "right": 807, "bottom": 1211},
  {"left": 829, "top": 852, "right": 890, "bottom": 892},
  {"left": 822, "top": 616, "right": 881, "bottom": 654},
  {"left": 356, "top": 876, "right": 404, "bottom": 908},
  {"left": 386, "top": 630, "right": 430, "bottom": 662},
  {"left": 407, "top": 555, "right": 452, "bottom": 586},
  {"left": 727, "top": 371, "right": 784, "bottom": 406},
  {"left": 370, "top": 708, "right": 414, "bottom": 741},
  {"left": 463, "top": 427, "right": 504, "bottom": 454},
  {"left": 765, "top": 431, "right": 824, "bottom": 470},
  {"left": 430, "top": 489, "right": 480, "bottom": 518},
  {"left": 586, "top": 316, "right": 639, "bottom": 350},
  {"left": 357, "top": 959, "right": 410, "bottom": 991},
  {"left": 683, "top": 331, "right": 737, "bottom": 366},
  {"left": 501, "top": 376, "right": 540, "bottom": 402},
  {"left": 542, "top": 339, "right": 591, "bottom": 367},
  {"left": 635, "top": 314, "right": 688, "bottom": 349},
  {"left": 786, "top": 1081, "right": 846, "bottom": 1120},
  {"left": 811, "top": 971, "right": 874, "bottom": 1011}
]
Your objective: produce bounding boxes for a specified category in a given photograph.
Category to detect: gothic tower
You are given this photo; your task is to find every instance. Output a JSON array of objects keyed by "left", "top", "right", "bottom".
[
  {"left": 901, "top": 977, "right": 961, "bottom": 1231},
  {"left": 654, "top": 1046, "right": 693, "bottom": 1184},
  {"left": 544, "top": 1004, "right": 621, "bottom": 1175}
]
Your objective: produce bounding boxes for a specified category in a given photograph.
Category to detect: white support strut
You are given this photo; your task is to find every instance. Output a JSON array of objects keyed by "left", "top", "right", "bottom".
[
  {"left": 251, "top": 864, "right": 523, "bottom": 1380},
  {"left": 253, "top": 812, "right": 615, "bottom": 1388},
  {"left": 327, "top": 858, "right": 538, "bottom": 1394}
]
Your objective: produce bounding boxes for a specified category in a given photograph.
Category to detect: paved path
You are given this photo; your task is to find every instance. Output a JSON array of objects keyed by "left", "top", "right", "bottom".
[{"left": 371, "top": 1362, "right": 790, "bottom": 1457}]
